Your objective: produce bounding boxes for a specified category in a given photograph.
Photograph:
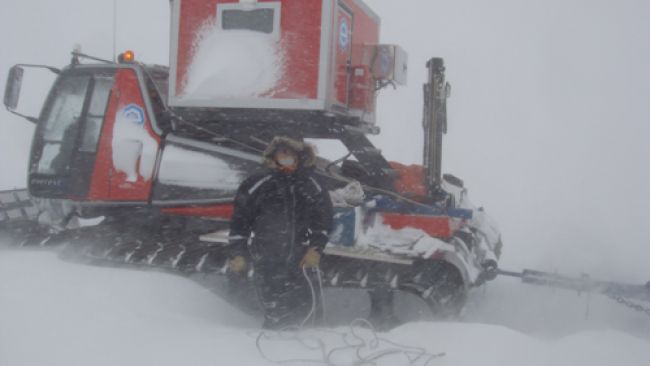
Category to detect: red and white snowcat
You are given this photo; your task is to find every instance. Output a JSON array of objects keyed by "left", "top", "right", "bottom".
[{"left": 1, "top": 0, "right": 504, "bottom": 320}]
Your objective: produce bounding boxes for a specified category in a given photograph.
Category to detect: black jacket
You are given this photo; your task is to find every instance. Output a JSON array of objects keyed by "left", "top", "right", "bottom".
[{"left": 229, "top": 169, "right": 333, "bottom": 265}]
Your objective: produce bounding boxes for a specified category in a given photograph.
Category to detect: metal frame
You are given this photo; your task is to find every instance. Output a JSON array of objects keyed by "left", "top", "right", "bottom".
[
  {"left": 319, "top": 0, "right": 335, "bottom": 105},
  {"left": 332, "top": 1, "right": 354, "bottom": 109}
]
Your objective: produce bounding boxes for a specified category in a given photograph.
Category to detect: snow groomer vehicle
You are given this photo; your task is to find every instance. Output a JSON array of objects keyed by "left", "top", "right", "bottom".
[{"left": 2, "top": 0, "right": 504, "bottom": 319}]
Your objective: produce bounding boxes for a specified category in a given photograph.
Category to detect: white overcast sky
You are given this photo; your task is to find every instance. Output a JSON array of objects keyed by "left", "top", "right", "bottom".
[{"left": 1, "top": 0, "right": 649, "bottom": 281}]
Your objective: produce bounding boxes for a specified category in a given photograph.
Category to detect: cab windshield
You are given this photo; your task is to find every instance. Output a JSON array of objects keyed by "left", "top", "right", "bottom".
[{"left": 33, "top": 71, "right": 115, "bottom": 176}]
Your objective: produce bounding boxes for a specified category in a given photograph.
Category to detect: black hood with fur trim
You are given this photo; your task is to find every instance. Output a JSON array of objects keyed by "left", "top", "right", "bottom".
[{"left": 263, "top": 136, "right": 317, "bottom": 170}]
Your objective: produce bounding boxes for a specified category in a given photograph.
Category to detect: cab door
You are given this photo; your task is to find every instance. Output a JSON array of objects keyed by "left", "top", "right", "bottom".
[{"left": 87, "top": 68, "right": 162, "bottom": 202}]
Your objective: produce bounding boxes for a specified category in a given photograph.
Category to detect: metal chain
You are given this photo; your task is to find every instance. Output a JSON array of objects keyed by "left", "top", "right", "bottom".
[{"left": 604, "top": 291, "right": 650, "bottom": 317}]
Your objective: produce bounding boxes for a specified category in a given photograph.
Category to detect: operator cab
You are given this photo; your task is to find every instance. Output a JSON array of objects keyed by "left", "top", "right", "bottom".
[
  {"left": 4, "top": 52, "right": 170, "bottom": 201},
  {"left": 30, "top": 67, "right": 115, "bottom": 198}
]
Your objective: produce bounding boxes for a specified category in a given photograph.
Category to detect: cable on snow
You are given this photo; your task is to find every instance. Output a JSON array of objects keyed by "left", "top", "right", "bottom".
[{"left": 254, "top": 266, "right": 446, "bottom": 366}]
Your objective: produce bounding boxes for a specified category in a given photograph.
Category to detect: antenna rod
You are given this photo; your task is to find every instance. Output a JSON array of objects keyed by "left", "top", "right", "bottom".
[{"left": 112, "top": 0, "right": 117, "bottom": 62}]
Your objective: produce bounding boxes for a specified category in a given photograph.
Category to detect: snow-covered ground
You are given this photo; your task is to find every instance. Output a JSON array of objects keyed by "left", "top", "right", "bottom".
[{"left": 1, "top": 245, "right": 648, "bottom": 366}]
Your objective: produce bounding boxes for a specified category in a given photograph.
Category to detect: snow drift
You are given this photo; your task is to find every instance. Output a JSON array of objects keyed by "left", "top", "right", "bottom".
[
  {"left": 182, "top": 26, "right": 285, "bottom": 100},
  {"left": 1, "top": 248, "right": 648, "bottom": 366}
]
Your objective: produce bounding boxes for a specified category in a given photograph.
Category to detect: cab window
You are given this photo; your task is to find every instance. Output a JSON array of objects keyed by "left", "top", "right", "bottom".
[
  {"left": 36, "top": 74, "right": 91, "bottom": 175},
  {"left": 79, "top": 75, "right": 114, "bottom": 152}
]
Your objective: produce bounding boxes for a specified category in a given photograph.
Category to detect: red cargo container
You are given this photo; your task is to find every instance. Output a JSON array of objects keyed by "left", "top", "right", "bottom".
[{"left": 169, "top": 0, "right": 384, "bottom": 123}]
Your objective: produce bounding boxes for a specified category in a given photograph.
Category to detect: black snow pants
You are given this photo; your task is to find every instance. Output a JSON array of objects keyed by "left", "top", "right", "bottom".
[{"left": 254, "top": 261, "right": 322, "bottom": 330}]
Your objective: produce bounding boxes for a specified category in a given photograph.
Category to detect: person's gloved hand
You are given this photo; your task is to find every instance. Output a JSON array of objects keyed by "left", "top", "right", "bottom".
[
  {"left": 229, "top": 256, "right": 247, "bottom": 273},
  {"left": 300, "top": 248, "right": 321, "bottom": 268}
]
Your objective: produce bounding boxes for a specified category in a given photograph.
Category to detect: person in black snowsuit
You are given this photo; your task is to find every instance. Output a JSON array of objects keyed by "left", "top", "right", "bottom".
[{"left": 228, "top": 136, "right": 333, "bottom": 330}]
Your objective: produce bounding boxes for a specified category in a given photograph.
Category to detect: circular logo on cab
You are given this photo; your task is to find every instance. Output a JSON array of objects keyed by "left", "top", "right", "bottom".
[{"left": 339, "top": 20, "right": 350, "bottom": 49}]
